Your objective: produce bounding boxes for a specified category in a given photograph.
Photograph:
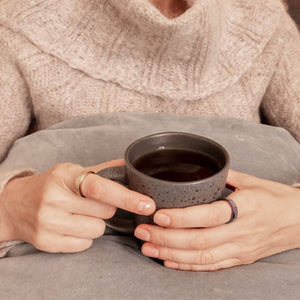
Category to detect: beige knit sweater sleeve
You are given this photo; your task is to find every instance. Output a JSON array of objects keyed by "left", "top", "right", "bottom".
[
  {"left": 0, "top": 41, "right": 32, "bottom": 162},
  {"left": 0, "top": 36, "right": 35, "bottom": 257},
  {"left": 261, "top": 17, "right": 300, "bottom": 142}
]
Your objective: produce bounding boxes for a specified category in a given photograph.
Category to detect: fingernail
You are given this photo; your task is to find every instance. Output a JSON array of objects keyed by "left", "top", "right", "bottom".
[
  {"left": 142, "top": 245, "right": 159, "bottom": 258},
  {"left": 134, "top": 228, "right": 150, "bottom": 241},
  {"left": 138, "top": 199, "right": 154, "bottom": 214},
  {"left": 154, "top": 213, "right": 171, "bottom": 226},
  {"left": 165, "top": 261, "right": 179, "bottom": 269}
]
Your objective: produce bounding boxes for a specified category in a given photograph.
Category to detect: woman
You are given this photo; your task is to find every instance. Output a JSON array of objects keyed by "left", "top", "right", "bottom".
[{"left": 0, "top": 0, "right": 299, "bottom": 271}]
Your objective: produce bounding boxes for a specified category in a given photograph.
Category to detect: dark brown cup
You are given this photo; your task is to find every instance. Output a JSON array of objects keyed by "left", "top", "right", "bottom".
[{"left": 97, "top": 132, "right": 230, "bottom": 233}]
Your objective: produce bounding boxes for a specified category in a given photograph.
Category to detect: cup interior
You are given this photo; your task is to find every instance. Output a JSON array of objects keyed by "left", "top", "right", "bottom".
[{"left": 125, "top": 132, "right": 229, "bottom": 180}]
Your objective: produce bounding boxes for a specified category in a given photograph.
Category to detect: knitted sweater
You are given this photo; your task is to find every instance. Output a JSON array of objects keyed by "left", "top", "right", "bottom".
[{"left": 0, "top": 0, "right": 299, "bottom": 256}]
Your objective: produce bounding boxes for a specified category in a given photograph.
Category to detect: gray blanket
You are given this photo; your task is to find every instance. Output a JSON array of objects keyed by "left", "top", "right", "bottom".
[{"left": 0, "top": 113, "right": 299, "bottom": 300}]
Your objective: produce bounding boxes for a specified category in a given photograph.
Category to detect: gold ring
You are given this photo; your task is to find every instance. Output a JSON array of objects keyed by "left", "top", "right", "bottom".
[{"left": 75, "top": 170, "right": 95, "bottom": 197}]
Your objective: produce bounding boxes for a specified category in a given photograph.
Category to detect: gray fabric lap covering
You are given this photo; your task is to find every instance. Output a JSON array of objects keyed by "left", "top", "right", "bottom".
[{"left": 0, "top": 113, "right": 299, "bottom": 299}]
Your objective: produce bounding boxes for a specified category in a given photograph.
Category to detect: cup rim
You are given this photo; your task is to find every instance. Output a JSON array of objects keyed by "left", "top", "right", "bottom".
[{"left": 124, "top": 131, "right": 230, "bottom": 185}]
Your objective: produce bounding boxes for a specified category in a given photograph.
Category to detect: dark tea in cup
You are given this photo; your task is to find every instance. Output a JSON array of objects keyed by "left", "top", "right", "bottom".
[{"left": 133, "top": 148, "right": 220, "bottom": 182}]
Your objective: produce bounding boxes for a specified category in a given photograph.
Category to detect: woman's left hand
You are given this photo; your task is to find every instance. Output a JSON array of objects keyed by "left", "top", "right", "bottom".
[{"left": 134, "top": 169, "right": 300, "bottom": 271}]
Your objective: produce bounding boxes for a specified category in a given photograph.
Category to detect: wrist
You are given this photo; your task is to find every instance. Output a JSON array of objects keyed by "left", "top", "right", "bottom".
[
  {"left": 287, "top": 188, "right": 300, "bottom": 249},
  {"left": 0, "top": 177, "right": 20, "bottom": 242},
  {"left": 0, "top": 169, "right": 36, "bottom": 243},
  {"left": 295, "top": 189, "right": 300, "bottom": 248}
]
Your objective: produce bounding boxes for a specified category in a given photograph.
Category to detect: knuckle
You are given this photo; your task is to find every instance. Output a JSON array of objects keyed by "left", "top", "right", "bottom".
[
  {"left": 185, "top": 264, "right": 194, "bottom": 271},
  {"left": 121, "top": 192, "right": 135, "bottom": 212},
  {"left": 191, "top": 264, "right": 201, "bottom": 271},
  {"left": 177, "top": 207, "right": 193, "bottom": 227},
  {"left": 85, "top": 180, "right": 105, "bottom": 200},
  {"left": 49, "top": 163, "right": 66, "bottom": 177},
  {"left": 49, "top": 163, "right": 77, "bottom": 181},
  {"left": 178, "top": 263, "right": 192, "bottom": 271},
  {"left": 196, "top": 250, "right": 215, "bottom": 265},
  {"left": 241, "top": 252, "right": 257, "bottom": 265},
  {"left": 157, "top": 230, "right": 168, "bottom": 247},
  {"left": 57, "top": 162, "right": 75, "bottom": 171},
  {"left": 236, "top": 190, "right": 250, "bottom": 204},
  {"left": 78, "top": 239, "right": 93, "bottom": 252},
  {"left": 167, "top": 248, "right": 179, "bottom": 262},
  {"left": 103, "top": 206, "right": 117, "bottom": 219},
  {"left": 33, "top": 233, "right": 53, "bottom": 252},
  {"left": 207, "top": 263, "right": 222, "bottom": 271},
  {"left": 35, "top": 205, "right": 57, "bottom": 227},
  {"left": 37, "top": 176, "right": 56, "bottom": 202},
  {"left": 59, "top": 239, "right": 93, "bottom": 253},
  {"left": 191, "top": 234, "right": 209, "bottom": 250},
  {"left": 94, "top": 219, "right": 106, "bottom": 237},
  {"left": 207, "top": 210, "right": 221, "bottom": 226},
  {"left": 35, "top": 208, "right": 47, "bottom": 227},
  {"left": 178, "top": 214, "right": 188, "bottom": 227},
  {"left": 35, "top": 207, "right": 64, "bottom": 233},
  {"left": 39, "top": 187, "right": 56, "bottom": 206},
  {"left": 242, "top": 258, "right": 254, "bottom": 265},
  {"left": 48, "top": 164, "right": 61, "bottom": 177}
]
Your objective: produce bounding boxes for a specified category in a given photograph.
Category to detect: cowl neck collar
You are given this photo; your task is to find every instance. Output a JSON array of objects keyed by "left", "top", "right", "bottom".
[
  {"left": 109, "top": 0, "right": 209, "bottom": 33},
  {"left": 0, "top": 0, "right": 285, "bottom": 100}
]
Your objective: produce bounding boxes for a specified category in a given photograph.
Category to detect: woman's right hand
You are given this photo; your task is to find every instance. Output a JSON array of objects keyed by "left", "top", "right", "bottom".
[{"left": 0, "top": 160, "right": 155, "bottom": 253}]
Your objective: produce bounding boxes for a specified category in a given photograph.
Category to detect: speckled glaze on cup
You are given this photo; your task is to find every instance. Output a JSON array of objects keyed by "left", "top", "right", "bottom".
[{"left": 97, "top": 132, "right": 230, "bottom": 232}]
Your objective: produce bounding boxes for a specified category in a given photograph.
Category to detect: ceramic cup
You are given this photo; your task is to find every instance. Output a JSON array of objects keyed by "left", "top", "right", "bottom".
[{"left": 97, "top": 132, "right": 230, "bottom": 233}]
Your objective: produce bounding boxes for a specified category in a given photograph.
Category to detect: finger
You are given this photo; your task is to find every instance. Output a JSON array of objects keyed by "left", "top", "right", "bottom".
[
  {"left": 227, "top": 169, "right": 291, "bottom": 194},
  {"left": 226, "top": 169, "right": 257, "bottom": 189},
  {"left": 56, "top": 162, "right": 155, "bottom": 216},
  {"left": 141, "top": 242, "right": 240, "bottom": 265},
  {"left": 135, "top": 223, "right": 242, "bottom": 250},
  {"left": 164, "top": 259, "right": 241, "bottom": 271},
  {"left": 80, "top": 173, "right": 155, "bottom": 215},
  {"left": 33, "top": 233, "right": 93, "bottom": 253},
  {"left": 85, "top": 159, "right": 125, "bottom": 173},
  {"left": 60, "top": 160, "right": 124, "bottom": 194},
  {"left": 57, "top": 236, "right": 93, "bottom": 253},
  {"left": 226, "top": 169, "right": 275, "bottom": 190},
  {"left": 153, "top": 200, "right": 237, "bottom": 228},
  {"left": 57, "top": 214, "right": 106, "bottom": 239},
  {"left": 59, "top": 190, "right": 117, "bottom": 220}
]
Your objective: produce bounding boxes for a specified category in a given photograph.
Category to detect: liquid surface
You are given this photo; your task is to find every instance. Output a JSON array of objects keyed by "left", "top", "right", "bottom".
[{"left": 133, "top": 148, "right": 220, "bottom": 182}]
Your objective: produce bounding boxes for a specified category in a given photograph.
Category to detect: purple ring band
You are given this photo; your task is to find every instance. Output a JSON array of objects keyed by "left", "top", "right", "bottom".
[{"left": 218, "top": 197, "right": 238, "bottom": 224}]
